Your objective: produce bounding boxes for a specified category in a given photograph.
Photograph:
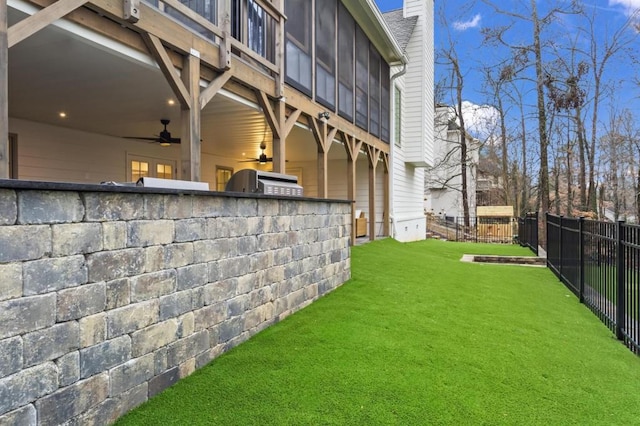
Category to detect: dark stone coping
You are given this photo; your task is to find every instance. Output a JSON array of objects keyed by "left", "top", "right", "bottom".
[{"left": 0, "top": 179, "right": 351, "bottom": 204}]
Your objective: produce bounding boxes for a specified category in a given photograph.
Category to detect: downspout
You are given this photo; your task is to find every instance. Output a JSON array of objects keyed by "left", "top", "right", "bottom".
[{"left": 388, "top": 62, "right": 407, "bottom": 239}]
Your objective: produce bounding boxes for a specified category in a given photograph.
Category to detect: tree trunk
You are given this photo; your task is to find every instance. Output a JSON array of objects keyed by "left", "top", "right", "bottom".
[
  {"left": 575, "top": 108, "right": 587, "bottom": 211},
  {"left": 498, "top": 95, "right": 509, "bottom": 205},
  {"left": 532, "top": 0, "right": 550, "bottom": 215},
  {"left": 455, "top": 67, "right": 470, "bottom": 227}
]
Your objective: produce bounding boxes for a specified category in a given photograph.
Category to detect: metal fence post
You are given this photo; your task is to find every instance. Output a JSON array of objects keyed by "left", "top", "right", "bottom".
[
  {"left": 534, "top": 212, "right": 539, "bottom": 255},
  {"left": 616, "top": 220, "right": 625, "bottom": 341},
  {"left": 545, "top": 212, "right": 550, "bottom": 268},
  {"left": 559, "top": 215, "right": 564, "bottom": 280},
  {"left": 579, "top": 217, "right": 585, "bottom": 304}
]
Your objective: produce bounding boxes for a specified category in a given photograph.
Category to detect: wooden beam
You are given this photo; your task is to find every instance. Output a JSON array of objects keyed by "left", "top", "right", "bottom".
[
  {"left": 217, "top": 0, "right": 231, "bottom": 70},
  {"left": 255, "top": 90, "right": 281, "bottom": 139},
  {"left": 382, "top": 152, "right": 390, "bottom": 237},
  {"left": 344, "top": 133, "right": 360, "bottom": 245},
  {"left": 282, "top": 109, "right": 301, "bottom": 139},
  {"left": 180, "top": 53, "right": 201, "bottom": 181},
  {"left": 144, "top": 34, "right": 192, "bottom": 109},
  {"left": 309, "top": 117, "right": 328, "bottom": 198},
  {"left": 271, "top": 98, "right": 286, "bottom": 173},
  {"left": 199, "top": 72, "right": 232, "bottom": 109},
  {"left": 0, "top": 0, "right": 7, "bottom": 179},
  {"left": 367, "top": 145, "right": 381, "bottom": 241},
  {"left": 8, "top": 0, "right": 89, "bottom": 48},
  {"left": 285, "top": 88, "right": 389, "bottom": 154}
]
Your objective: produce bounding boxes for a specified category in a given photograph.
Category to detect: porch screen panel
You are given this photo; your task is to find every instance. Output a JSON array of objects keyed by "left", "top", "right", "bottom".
[
  {"left": 380, "top": 62, "right": 390, "bottom": 143},
  {"left": 285, "top": 0, "right": 312, "bottom": 95},
  {"left": 248, "top": 0, "right": 271, "bottom": 61},
  {"left": 165, "top": 0, "right": 218, "bottom": 40},
  {"left": 369, "top": 45, "right": 381, "bottom": 137},
  {"left": 355, "top": 25, "right": 369, "bottom": 130},
  {"left": 338, "top": 3, "right": 354, "bottom": 121},
  {"left": 315, "top": 0, "right": 336, "bottom": 109}
]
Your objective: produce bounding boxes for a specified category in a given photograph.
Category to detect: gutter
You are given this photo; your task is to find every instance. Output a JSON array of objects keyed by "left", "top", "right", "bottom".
[{"left": 387, "top": 62, "right": 406, "bottom": 239}]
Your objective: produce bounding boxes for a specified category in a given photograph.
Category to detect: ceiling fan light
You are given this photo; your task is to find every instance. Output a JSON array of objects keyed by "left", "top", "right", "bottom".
[{"left": 160, "top": 141, "right": 171, "bottom": 147}]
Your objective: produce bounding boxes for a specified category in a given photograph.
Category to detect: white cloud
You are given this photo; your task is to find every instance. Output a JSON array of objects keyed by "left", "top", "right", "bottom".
[
  {"left": 460, "top": 101, "right": 500, "bottom": 140},
  {"left": 452, "top": 14, "right": 481, "bottom": 31},
  {"left": 609, "top": 0, "right": 640, "bottom": 15}
]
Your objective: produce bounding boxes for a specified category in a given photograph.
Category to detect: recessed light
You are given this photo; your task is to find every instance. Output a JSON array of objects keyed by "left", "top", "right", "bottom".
[
  {"left": 59, "top": 112, "right": 67, "bottom": 118},
  {"left": 167, "top": 99, "right": 175, "bottom": 106}
]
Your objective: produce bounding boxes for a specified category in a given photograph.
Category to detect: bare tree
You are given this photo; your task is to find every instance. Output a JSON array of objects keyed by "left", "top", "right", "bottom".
[
  {"left": 579, "top": 6, "right": 639, "bottom": 213},
  {"left": 482, "top": 0, "right": 582, "bottom": 217}
]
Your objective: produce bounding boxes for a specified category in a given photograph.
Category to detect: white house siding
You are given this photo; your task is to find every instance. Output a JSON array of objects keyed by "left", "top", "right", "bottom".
[
  {"left": 426, "top": 107, "right": 478, "bottom": 219},
  {"left": 401, "top": 0, "right": 434, "bottom": 167},
  {"left": 388, "top": 0, "right": 434, "bottom": 242}
]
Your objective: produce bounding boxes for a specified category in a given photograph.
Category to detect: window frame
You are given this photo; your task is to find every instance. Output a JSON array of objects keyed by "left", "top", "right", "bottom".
[
  {"left": 215, "top": 165, "right": 234, "bottom": 191},
  {"left": 394, "top": 85, "right": 402, "bottom": 147},
  {"left": 127, "top": 154, "right": 177, "bottom": 182}
]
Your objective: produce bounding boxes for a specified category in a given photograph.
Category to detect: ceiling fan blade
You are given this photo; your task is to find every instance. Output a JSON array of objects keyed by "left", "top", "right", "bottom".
[
  {"left": 239, "top": 158, "right": 260, "bottom": 162},
  {"left": 122, "top": 136, "right": 160, "bottom": 141}
]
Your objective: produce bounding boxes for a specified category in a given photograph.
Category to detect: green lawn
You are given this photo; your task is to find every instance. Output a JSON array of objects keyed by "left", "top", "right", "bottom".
[{"left": 117, "top": 239, "right": 640, "bottom": 425}]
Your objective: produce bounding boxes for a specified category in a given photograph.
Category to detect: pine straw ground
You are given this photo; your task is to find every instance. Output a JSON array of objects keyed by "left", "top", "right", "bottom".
[{"left": 117, "top": 239, "right": 640, "bottom": 425}]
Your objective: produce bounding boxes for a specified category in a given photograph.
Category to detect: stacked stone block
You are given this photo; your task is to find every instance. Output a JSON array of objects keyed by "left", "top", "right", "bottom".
[{"left": 0, "top": 186, "right": 351, "bottom": 425}]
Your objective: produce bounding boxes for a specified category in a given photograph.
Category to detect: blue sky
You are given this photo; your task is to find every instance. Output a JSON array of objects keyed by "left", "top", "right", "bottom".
[{"left": 375, "top": 0, "right": 640, "bottom": 144}]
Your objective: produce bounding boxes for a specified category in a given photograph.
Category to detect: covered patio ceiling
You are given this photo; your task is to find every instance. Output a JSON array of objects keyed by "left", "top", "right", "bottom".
[{"left": 7, "top": 2, "right": 357, "bottom": 164}]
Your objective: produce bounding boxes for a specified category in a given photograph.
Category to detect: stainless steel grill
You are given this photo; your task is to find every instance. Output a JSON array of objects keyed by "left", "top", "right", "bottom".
[{"left": 225, "top": 169, "right": 303, "bottom": 196}]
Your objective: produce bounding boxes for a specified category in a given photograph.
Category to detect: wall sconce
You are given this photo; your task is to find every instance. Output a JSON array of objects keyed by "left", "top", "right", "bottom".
[{"left": 318, "top": 111, "right": 330, "bottom": 120}]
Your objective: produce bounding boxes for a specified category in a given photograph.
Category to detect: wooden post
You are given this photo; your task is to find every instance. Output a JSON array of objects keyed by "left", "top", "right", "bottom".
[
  {"left": 343, "top": 133, "right": 362, "bottom": 245},
  {"left": 310, "top": 117, "right": 336, "bottom": 199},
  {"left": 181, "top": 53, "right": 201, "bottom": 181},
  {"left": 0, "top": 0, "right": 7, "bottom": 179},
  {"left": 272, "top": 99, "right": 286, "bottom": 173},
  {"left": 368, "top": 150, "right": 377, "bottom": 241},
  {"left": 274, "top": 0, "right": 285, "bottom": 98},
  {"left": 382, "top": 152, "right": 390, "bottom": 236}
]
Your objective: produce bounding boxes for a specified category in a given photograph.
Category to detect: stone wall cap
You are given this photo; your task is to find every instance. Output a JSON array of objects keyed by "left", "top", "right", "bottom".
[{"left": 0, "top": 179, "right": 350, "bottom": 204}]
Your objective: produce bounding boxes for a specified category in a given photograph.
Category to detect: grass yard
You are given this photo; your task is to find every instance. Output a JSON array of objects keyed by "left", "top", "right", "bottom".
[{"left": 117, "top": 239, "right": 640, "bottom": 425}]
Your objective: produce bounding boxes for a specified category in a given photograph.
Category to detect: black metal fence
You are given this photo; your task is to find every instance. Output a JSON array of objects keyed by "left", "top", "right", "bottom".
[
  {"left": 517, "top": 212, "right": 539, "bottom": 255},
  {"left": 546, "top": 213, "right": 640, "bottom": 354},
  {"left": 426, "top": 215, "right": 516, "bottom": 243}
]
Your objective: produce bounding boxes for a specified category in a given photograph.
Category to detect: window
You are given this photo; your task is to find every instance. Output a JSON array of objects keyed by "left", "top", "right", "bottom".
[
  {"left": 355, "top": 25, "right": 369, "bottom": 130},
  {"left": 369, "top": 45, "right": 381, "bottom": 137},
  {"left": 128, "top": 154, "right": 176, "bottom": 182},
  {"left": 380, "top": 62, "right": 390, "bottom": 143},
  {"left": 315, "top": 0, "right": 336, "bottom": 108},
  {"left": 131, "top": 160, "right": 149, "bottom": 182},
  {"left": 216, "top": 166, "right": 233, "bottom": 191},
  {"left": 156, "top": 163, "right": 173, "bottom": 179},
  {"left": 338, "top": 3, "right": 354, "bottom": 120},
  {"left": 394, "top": 86, "right": 402, "bottom": 147},
  {"left": 8, "top": 133, "right": 17, "bottom": 178},
  {"left": 285, "top": 0, "right": 312, "bottom": 95}
]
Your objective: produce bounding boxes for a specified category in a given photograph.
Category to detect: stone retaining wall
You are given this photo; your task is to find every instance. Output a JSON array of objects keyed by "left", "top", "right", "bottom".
[{"left": 0, "top": 182, "right": 351, "bottom": 425}]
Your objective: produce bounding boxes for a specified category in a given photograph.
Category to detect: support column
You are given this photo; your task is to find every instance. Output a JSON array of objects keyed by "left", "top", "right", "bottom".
[
  {"left": 256, "top": 91, "right": 300, "bottom": 174},
  {"left": 181, "top": 53, "right": 201, "bottom": 181},
  {"left": 382, "top": 152, "right": 390, "bottom": 237},
  {"left": 0, "top": 0, "right": 7, "bottom": 179},
  {"left": 310, "top": 117, "right": 336, "bottom": 199},
  {"left": 343, "top": 132, "right": 362, "bottom": 245},
  {"left": 367, "top": 145, "right": 381, "bottom": 241},
  {"left": 272, "top": 99, "right": 286, "bottom": 173}
]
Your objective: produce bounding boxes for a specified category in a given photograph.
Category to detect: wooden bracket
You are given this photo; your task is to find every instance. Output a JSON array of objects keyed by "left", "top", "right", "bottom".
[
  {"left": 199, "top": 72, "right": 232, "bottom": 109},
  {"left": 143, "top": 33, "right": 192, "bottom": 109},
  {"left": 8, "top": 0, "right": 90, "bottom": 48}
]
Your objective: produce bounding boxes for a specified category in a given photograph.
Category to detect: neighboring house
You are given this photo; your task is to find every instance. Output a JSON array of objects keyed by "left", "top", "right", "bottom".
[
  {"left": 383, "top": 0, "right": 434, "bottom": 242},
  {"left": 425, "top": 105, "right": 478, "bottom": 220},
  {"left": 0, "top": 0, "right": 433, "bottom": 243}
]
